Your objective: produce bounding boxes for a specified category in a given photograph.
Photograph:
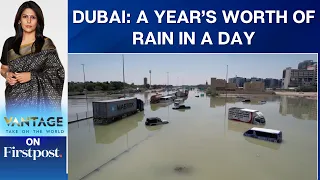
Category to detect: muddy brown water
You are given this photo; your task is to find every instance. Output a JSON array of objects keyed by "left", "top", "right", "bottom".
[{"left": 68, "top": 91, "right": 317, "bottom": 180}]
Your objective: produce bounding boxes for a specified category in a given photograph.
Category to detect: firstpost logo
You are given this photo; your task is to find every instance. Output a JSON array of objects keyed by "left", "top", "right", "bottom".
[{"left": 3, "top": 138, "right": 62, "bottom": 160}]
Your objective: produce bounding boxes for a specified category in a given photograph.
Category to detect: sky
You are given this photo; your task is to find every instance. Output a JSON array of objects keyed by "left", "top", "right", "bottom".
[{"left": 68, "top": 54, "right": 317, "bottom": 85}]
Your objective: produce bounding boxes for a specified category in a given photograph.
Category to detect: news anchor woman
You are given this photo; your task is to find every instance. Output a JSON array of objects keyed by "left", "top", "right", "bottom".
[{"left": 0, "top": 1, "right": 65, "bottom": 116}]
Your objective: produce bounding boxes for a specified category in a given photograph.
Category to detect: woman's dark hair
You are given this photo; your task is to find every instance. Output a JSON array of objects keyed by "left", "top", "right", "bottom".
[{"left": 13, "top": 1, "right": 45, "bottom": 55}]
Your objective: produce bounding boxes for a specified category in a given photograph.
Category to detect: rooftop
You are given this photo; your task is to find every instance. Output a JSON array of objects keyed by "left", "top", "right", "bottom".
[
  {"left": 251, "top": 127, "right": 281, "bottom": 134},
  {"left": 161, "top": 96, "right": 173, "bottom": 98},
  {"left": 241, "top": 108, "right": 259, "bottom": 112},
  {"left": 94, "top": 97, "right": 136, "bottom": 103}
]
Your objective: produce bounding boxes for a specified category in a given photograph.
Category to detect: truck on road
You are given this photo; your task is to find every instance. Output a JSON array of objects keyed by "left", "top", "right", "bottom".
[{"left": 92, "top": 97, "right": 144, "bottom": 124}]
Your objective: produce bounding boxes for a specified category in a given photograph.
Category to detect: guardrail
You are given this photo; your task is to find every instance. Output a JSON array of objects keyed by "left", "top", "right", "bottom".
[{"left": 68, "top": 111, "right": 93, "bottom": 124}]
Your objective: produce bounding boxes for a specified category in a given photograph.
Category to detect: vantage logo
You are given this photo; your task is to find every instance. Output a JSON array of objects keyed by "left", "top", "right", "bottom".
[{"left": 4, "top": 117, "right": 63, "bottom": 127}]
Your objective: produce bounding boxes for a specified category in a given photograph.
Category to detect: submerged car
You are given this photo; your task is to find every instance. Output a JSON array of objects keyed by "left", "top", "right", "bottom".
[
  {"left": 242, "top": 99, "right": 251, "bottom": 102},
  {"left": 172, "top": 105, "right": 191, "bottom": 110},
  {"left": 145, "top": 117, "right": 169, "bottom": 126},
  {"left": 174, "top": 98, "right": 184, "bottom": 106}
]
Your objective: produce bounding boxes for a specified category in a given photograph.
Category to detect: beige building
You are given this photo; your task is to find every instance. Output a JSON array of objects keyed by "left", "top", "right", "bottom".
[
  {"left": 211, "top": 78, "right": 226, "bottom": 89},
  {"left": 244, "top": 81, "right": 265, "bottom": 91},
  {"left": 210, "top": 78, "right": 236, "bottom": 93},
  {"left": 226, "top": 83, "right": 236, "bottom": 90}
]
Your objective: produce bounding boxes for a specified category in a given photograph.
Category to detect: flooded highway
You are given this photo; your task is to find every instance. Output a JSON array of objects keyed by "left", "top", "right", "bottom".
[{"left": 68, "top": 91, "right": 317, "bottom": 180}]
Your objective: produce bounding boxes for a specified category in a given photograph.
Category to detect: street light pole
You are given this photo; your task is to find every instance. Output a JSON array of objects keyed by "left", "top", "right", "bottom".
[
  {"left": 122, "top": 54, "right": 125, "bottom": 97},
  {"left": 167, "top": 72, "right": 169, "bottom": 94},
  {"left": 81, "top": 64, "right": 88, "bottom": 111},
  {"left": 224, "top": 65, "right": 229, "bottom": 98},
  {"left": 149, "top": 70, "right": 151, "bottom": 89},
  {"left": 224, "top": 64, "right": 229, "bottom": 137},
  {"left": 122, "top": 54, "right": 125, "bottom": 84}
]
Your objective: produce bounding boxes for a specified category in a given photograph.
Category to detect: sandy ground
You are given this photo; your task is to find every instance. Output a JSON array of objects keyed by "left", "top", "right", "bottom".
[
  {"left": 218, "top": 94, "right": 273, "bottom": 97},
  {"left": 274, "top": 91, "right": 317, "bottom": 97},
  {"left": 217, "top": 91, "right": 317, "bottom": 100}
]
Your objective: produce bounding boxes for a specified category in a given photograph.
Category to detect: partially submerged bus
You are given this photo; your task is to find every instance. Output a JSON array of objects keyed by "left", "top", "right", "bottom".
[{"left": 243, "top": 127, "right": 283, "bottom": 143}]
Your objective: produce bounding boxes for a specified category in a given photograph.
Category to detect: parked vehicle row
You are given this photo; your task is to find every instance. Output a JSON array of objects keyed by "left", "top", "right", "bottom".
[
  {"left": 227, "top": 106, "right": 282, "bottom": 143},
  {"left": 91, "top": 91, "right": 282, "bottom": 144}
]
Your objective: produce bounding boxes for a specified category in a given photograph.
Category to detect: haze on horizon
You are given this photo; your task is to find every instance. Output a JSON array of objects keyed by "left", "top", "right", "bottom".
[{"left": 68, "top": 54, "right": 317, "bottom": 85}]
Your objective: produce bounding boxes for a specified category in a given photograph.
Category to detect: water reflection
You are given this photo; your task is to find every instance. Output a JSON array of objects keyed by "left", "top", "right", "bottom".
[
  {"left": 150, "top": 102, "right": 173, "bottom": 111},
  {"left": 94, "top": 112, "right": 145, "bottom": 144},
  {"left": 227, "top": 120, "right": 265, "bottom": 133},
  {"left": 145, "top": 124, "right": 163, "bottom": 131},
  {"left": 279, "top": 96, "right": 317, "bottom": 120},
  {"left": 68, "top": 93, "right": 317, "bottom": 180},
  {"left": 208, "top": 96, "right": 317, "bottom": 121},
  {"left": 209, "top": 96, "right": 281, "bottom": 108},
  {"left": 210, "top": 97, "right": 237, "bottom": 108},
  {"left": 173, "top": 109, "right": 188, "bottom": 112},
  {"left": 244, "top": 137, "right": 281, "bottom": 150},
  {"left": 143, "top": 92, "right": 149, "bottom": 103}
]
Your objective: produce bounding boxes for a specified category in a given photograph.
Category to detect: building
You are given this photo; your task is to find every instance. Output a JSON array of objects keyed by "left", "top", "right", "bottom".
[
  {"left": 210, "top": 78, "right": 217, "bottom": 94},
  {"left": 211, "top": 78, "right": 226, "bottom": 90},
  {"left": 282, "top": 65, "right": 317, "bottom": 89},
  {"left": 226, "top": 82, "right": 236, "bottom": 90},
  {"left": 228, "top": 76, "right": 246, "bottom": 87},
  {"left": 249, "top": 77, "right": 263, "bottom": 82},
  {"left": 271, "top": 79, "right": 281, "bottom": 88},
  {"left": 211, "top": 78, "right": 236, "bottom": 93},
  {"left": 298, "top": 60, "right": 316, "bottom": 70},
  {"left": 229, "top": 76, "right": 280, "bottom": 88},
  {"left": 264, "top": 78, "right": 281, "bottom": 89},
  {"left": 307, "top": 63, "right": 317, "bottom": 84},
  {"left": 144, "top": 77, "right": 147, "bottom": 86},
  {"left": 264, "top": 78, "right": 272, "bottom": 88},
  {"left": 244, "top": 81, "right": 265, "bottom": 91}
]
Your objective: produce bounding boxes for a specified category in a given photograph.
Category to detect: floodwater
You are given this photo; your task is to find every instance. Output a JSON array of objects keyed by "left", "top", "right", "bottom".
[{"left": 68, "top": 91, "right": 317, "bottom": 180}]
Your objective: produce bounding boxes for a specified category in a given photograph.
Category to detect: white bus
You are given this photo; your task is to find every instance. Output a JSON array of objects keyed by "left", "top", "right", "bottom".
[{"left": 244, "top": 127, "right": 282, "bottom": 143}]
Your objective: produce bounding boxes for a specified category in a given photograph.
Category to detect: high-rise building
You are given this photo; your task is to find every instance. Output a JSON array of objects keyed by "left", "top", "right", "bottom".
[
  {"left": 270, "top": 79, "right": 280, "bottom": 88},
  {"left": 307, "top": 63, "right": 317, "bottom": 84},
  {"left": 228, "top": 76, "right": 246, "bottom": 87},
  {"left": 264, "top": 78, "right": 281, "bottom": 88},
  {"left": 298, "top": 60, "right": 316, "bottom": 70},
  {"left": 250, "top": 77, "right": 263, "bottom": 82},
  {"left": 264, "top": 78, "right": 272, "bottom": 88},
  {"left": 282, "top": 65, "right": 317, "bottom": 89},
  {"left": 144, "top": 77, "right": 147, "bottom": 86}
]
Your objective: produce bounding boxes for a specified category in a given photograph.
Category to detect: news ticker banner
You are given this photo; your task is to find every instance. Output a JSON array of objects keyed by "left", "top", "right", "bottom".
[{"left": 68, "top": 0, "right": 320, "bottom": 53}]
